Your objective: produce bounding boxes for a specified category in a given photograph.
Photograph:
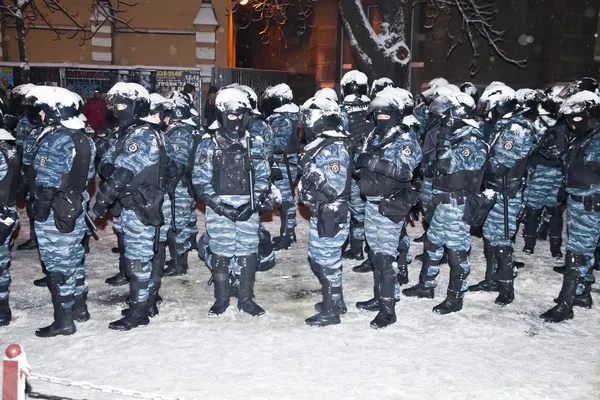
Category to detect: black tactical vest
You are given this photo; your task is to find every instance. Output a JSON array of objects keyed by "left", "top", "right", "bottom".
[
  {"left": 565, "top": 129, "right": 600, "bottom": 190},
  {"left": 0, "top": 141, "right": 21, "bottom": 206},
  {"left": 343, "top": 100, "right": 373, "bottom": 149},
  {"left": 360, "top": 131, "right": 410, "bottom": 197},
  {"left": 536, "top": 122, "right": 567, "bottom": 168},
  {"left": 211, "top": 133, "right": 251, "bottom": 196},
  {"left": 112, "top": 123, "right": 165, "bottom": 194}
]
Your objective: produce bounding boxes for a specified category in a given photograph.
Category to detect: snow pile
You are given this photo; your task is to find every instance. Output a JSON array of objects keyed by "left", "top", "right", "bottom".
[
  {"left": 315, "top": 88, "right": 338, "bottom": 102},
  {"left": 264, "top": 84, "right": 293, "bottom": 101},
  {"left": 107, "top": 82, "right": 150, "bottom": 102},
  {"left": 216, "top": 88, "right": 251, "bottom": 113},
  {"left": 0, "top": 128, "right": 15, "bottom": 140},
  {"left": 559, "top": 90, "right": 600, "bottom": 115},
  {"left": 341, "top": 70, "right": 368, "bottom": 87}
]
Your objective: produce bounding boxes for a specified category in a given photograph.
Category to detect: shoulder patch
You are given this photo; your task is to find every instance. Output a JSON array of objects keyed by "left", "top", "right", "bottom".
[
  {"left": 39, "top": 154, "right": 48, "bottom": 167},
  {"left": 25, "top": 144, "right": 33, "bottom": 154},
  {"left": 402, "top": 145, "right": 413, "bottom": 156},
  {"left": 127, "top": 141, "right": 140, "bottom": 154},
  {"left": 329, "top": 160, "right": 341, "bottom": 174},
  {"left": 172, "top": 143, "right": 181, "bottom": 152},
  {"left": 503, "top": 141, "right": 514, "bottom": 150},
  {"left": 461, "top": 147, "right": 473, "bottom": 157}
]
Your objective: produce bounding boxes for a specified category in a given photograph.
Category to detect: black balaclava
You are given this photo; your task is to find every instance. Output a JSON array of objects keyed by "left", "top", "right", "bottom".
[{"left": 565, "top": 111, "right": 590, "bottom": 137}]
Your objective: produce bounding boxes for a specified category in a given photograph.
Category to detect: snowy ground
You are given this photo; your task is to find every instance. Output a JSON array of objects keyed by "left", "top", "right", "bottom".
[{"left": 1, "top": 204, "right": 599, "bottom": 400}]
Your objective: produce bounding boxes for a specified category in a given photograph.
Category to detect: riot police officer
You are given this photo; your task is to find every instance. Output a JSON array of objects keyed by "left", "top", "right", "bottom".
[
  {"left": 541, "top": 91, "right": 600, "bottom": 322},
  {"left": 340, "top": 70, "right": 373, "bottom": 261},
  {"left": 262, "top": 83, "right": 300, "bottom": 251},
  {"left": 403, "top": 92, "right": 487, "bottom": 314},
  {"left": 192, "top": 87, "right": 270, "bottom": 317},
  {"left": 26, "top": 86, "right": 95, "bottom": 337},
  {"left": 0, "top": 127, "right": 20, "bottom": 327},
  {"left": 93, "top": 82, "right": 165, "bottom": 331},
  {"left": 299, "top": 96, "right": 352, "bottom": 327},
  {"left": 355, "top": 92, "right": 421, "bottom": 328}
]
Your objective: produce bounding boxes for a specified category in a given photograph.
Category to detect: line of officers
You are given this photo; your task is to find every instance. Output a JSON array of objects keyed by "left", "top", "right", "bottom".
[{"left": 0, "top": 73, "right": 599, "bottom": 336}]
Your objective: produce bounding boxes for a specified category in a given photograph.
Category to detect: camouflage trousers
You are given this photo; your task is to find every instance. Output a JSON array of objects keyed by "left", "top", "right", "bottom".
[
  {"left": 159, "top": 194, "right": 172, "bottom": 243},
  {"left": 308, "top": 215, "right": 349, "bottom": 302},
  {"left": 206, "top": 207, "right": 260, "bottom": 258},
  {"left": 172, "top": 183, "right": 195, "bottom": 254},
  {"left": 483, "top": 193, "right": 523, "bottom": 247},
  {"left": 349, "top": 178, "right": 365, "bottom": 241},
  {"left": 121, "top": 208, "right": 155, "bottom": 302},
  {"left": 425, "top": 202, "right": 471, "bottom": 290},
  {"left": 566, "top": 197, "right": 600, "bottom": 293},
  {"left": 35, "top": 207, "right": 87, "bottom": 309},
  {"left": 364, "top": 201, "right": 402, "bottom": 299},
  {"left": 419, "top": 177, "right": 434, "bottom": 220},
  {"left": 525, "top": 165, "right": 562, "bottom": 210},
  {"left": 273, "top": 157, "right": 298, "bottom": 230},
  {"left": 0, "top": 206, "right": 18, "bottom": 301}
]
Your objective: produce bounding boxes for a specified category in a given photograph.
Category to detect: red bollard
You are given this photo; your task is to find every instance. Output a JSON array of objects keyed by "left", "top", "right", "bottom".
[{"left": 3, "top": 344, "right": 28, "bottom": 400}]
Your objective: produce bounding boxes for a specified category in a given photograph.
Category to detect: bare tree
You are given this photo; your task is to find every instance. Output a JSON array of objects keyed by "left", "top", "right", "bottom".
[
  {"left": 0, "top": 0, "right": 139, "bottom": 83},
  {"left": 230, "top": 0, "right": 319, "bottom": 46},
  {"left": 341, "top": 0, "right": 528, "bottom": 85}
]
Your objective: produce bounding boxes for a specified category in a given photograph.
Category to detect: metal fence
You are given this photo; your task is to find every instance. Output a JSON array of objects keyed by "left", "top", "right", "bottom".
[{"left": 211, "top": 67, "right": 317, "bottom": 108}]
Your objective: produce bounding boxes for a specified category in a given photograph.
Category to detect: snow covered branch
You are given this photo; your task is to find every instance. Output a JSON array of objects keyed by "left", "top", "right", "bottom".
[
  {"left": 230, "top": 0, "right": 318, "bottom": 46},
  {"left": 407, "top": 0, "right": 527, "bottom": 76},
  {"left": 340, "top": 0, "right": 410, "bottom": 87}
]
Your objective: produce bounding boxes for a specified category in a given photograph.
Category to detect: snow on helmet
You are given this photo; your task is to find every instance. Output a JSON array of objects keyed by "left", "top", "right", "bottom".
[
  {"left": 12, "top": 83, "right": 36, "bottom": 98},
  {"left": 149, "top": 93, "right": 172, "bottom": 113},
  {"left": 379, "top": 87, "right": 414, "bottom": 115},
  {"left": 168, "top": 91, "right": 196, "bottom": 125},
  {"left": 370, "top": 77, "right": 394, "bottom": 97},
  {"left": 421, "top": 78, "right": 450, "bottom": 104},
  {"left": 315, "top": 88, "right": 338, "bottom": 102},
  {"left": 427, "top": 77, "right": 449, "bottom": 89},
  {"left": 460, "top": 82, "right": 479, "bottom": 104},
  {"left": 224, "top": 83, "right": 259, "bottom": 114},
  {"left": 430, "top": 92, "right": 479, "bottom": 130},
  {"left": 215, "top": 87, "right": 252, "bottom": 136},
  {"left": 107, "top": 82, "right": 150, "bottom": 127},
  {"left": 559, "top": 90, "right": 600, "bottom": 118},
  {"left": 25, "top": 86, "right": 84, "bottom": 130},
  {"left": 341, "top": 70, "right": 368, "bottom": 98},
  {"left": 541, "top": 85, "right": 565, "bottom": 116},
  {"left": 559, "top": 77, "right": 600, "bottom": 99},
  {"left": 367, "top": 91, "right": 405, "bottom": 130},
  {"left": 478, "top": 84, "right": 517, "bottom": 120},
  {"left": 484, "top": 81, "right": 506, "bottom": 92},
  {"left": 300, "top": 96, "right": 341, "bottom": 137},
  {"left": 0, "top": 128, "right": 15, "bottom": 141},
  {"left": 262, "top": 83, "right": 293, "bottom": 118}
]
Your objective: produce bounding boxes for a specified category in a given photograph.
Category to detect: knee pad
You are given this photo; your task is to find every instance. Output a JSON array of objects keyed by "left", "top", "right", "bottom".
[
  {"left": 211, "top": 254, "right": 231, "bottom": 273},
  {"left": 129, "top": 274, "right": 149, "bottom": 292},
  {"left": 446, "top": 249, "right": 468, "bottom": 269},
  {"left": 308, "top": 257, "right": 326, "bottom": 281},
  {"left": 238, "top": 254, "right": 259, "bottom": 272},
  {"left": 124, "top": 259, "right": 146, "bottom": 277}
]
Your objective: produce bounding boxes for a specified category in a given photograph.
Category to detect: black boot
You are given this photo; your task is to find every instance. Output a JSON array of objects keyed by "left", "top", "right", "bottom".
[
  {"left": 0, "top": 283, "right": 10, "bottom": 327},
  {"left": 356, "top": 252, "right": 380, "bottom": 312},
  {"left": 413, "top": 232, "right": 427, "bottom": 243},
  {"left": 402, "top": 242, "right": 438, "bottom": 299},
  {"left": 396, "top": 245, "right": 409, "bottom": 286},
  {"left": 314, "top": 287, "right": 348, "bottom": 314},
  {"left": 82, "top": 234, "right": 91, "bottom": 255},
  {"left": 469, "top": 239, "right": 499, "bottom": 292},
  {"left": 522, "top": 238, "right": 536, "bottom": 255},
  {"left": 494, "top": 245, "right": 515, "bottom": 306},
  {"left": 370, "top": 253, "right": 397, "bottom": 329},
  {"left": 433, "top": 249, "right": 468, "bottom": 315},
  {"left": 342, "top": 238, "right": 365, "bottom": 260},
  {"left": 594, "top": 246, "right": 600, "bottom": 271},
  {"left": 208, "top": 254, "right": 231, "bottom": 316},
  {"left": 189, "top": 233, "right": 198, "bottom": 251},
  {"left": 273, "top": 228, "right": 296, "bottom": 251},
  {"left": 73, "top": 278, "right": 90, "bottom": 322},
  {"left": 162, "top": 250, "right": 189, "bottom": 277},
  {"left": 537, "top": 213, "right": 549, "bottom": 241},
  {"left": 106, "top": 232, "right": 128, "bottom": 286},
  {"left": 305, "top": 259, "right": 340, "bottom": 327},
  {"left": 237, "top": 254, "right": 265, "bottom": 316},
  {"left": 17, "top": 236, "right": 38, "bottom": 251},
  {"left": 554, "top": 281, "right": 593, "bottom": 309},
  {"left": 109, "top": 260, "right": 150, "bottom": 331},
  {"left": 352, "top": 259, "right": 372, "bottom": 273},
  {"left": 540, "top": 252, "right": 583, "bottom": 322},
  {"left": 553, "top": 265, "right": 566, "bottom": 274},
  {"left": 550, "top": 238, "right": 563, "bottom": 260},
  {"left": 33, "top": 262, "right": 48, "bottom": 287},
  {"left": 150, "top": 242, "right": 167, "bottom": 312},
  {"left": 522, "top": 207, "right": 542, "bottom": 254},
  {"left": 35, "top": 272, "right": 77, "bottom": 337}
]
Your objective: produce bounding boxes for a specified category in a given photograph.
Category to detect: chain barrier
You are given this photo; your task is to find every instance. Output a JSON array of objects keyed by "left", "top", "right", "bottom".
[{"left": 29, "top": 373, "right": 192, "bottom": 400}]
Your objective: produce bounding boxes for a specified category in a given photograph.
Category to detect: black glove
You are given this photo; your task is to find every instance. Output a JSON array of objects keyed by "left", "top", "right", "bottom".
[
  {"left": 492, "top": 163, "right": 510, "bottom": 177},
  {"left": 236, "top": 202, "right": 254, "bottom": 221},
  {"left": 33, "top": 186, "right": 57, "bottom": 222},
  {"left": 271, "top": 167, "right": 283, "bottom": 182},
  {"left": 558, "top": 183, "right": 567, "bottom": 203},
  {"left": 355, "top": 153, "right": 371, "bottom": 170},
  {"left": 98, "top": 163, "right": 116, "bottom": 181},
  {"left": 205, "top": 196, "right": 238, "bottom": 222},
  {"left": 318, "top": 183, "right": 338, "bottom": 201},
  {"left": 96, "top": 167, "right": 134, "bottom": 213},
  {"left": 92, "top": 202, "right": 108, "bottom": 218}
]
